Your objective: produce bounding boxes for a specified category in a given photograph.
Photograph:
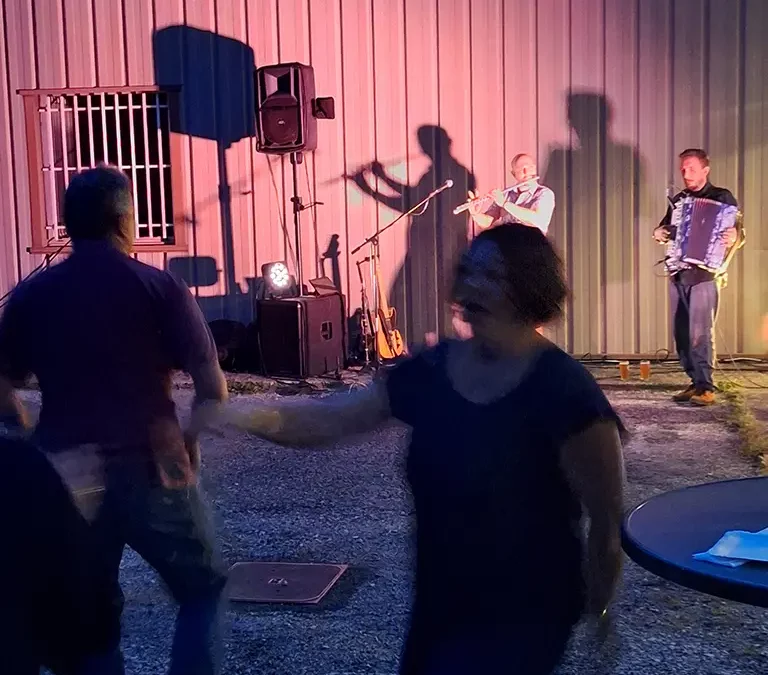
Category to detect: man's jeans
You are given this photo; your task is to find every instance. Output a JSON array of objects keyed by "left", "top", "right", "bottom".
[
  {"left": 670, "top": 279, "right": 720, "bottom": 392},
  {"left": 84, "top": 458, "right": 227, "bottom": 675}
]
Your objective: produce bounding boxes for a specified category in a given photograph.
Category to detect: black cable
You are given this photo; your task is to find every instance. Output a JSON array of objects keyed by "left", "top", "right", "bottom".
[{"left": 0, "top": 239, "right": 70, "bottom": 311}]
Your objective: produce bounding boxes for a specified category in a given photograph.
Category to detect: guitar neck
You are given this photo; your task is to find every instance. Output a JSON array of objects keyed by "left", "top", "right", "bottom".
[{"left": 373, "top": 255, "right": 390, "bottom": 314}]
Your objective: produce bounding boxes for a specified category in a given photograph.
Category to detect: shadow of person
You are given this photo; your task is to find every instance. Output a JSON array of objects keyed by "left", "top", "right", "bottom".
[
  {"left": 348, "top": 125, "right": 476, "bottom": 343},
  {"left": 320, "top": 234, "right": 343, "bottom": 294},
  {"left": 541, "top": 91, "right": 648, "bottom": 348}
]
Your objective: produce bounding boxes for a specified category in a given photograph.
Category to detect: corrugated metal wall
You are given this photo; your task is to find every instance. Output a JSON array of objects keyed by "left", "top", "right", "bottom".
[{"left": 1, "top": 0, "right": 766, "bottom": 356}]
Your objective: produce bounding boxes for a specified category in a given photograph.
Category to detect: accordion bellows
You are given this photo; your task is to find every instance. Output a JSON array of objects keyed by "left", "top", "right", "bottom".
[{"left": 666, "top": 197, "right": 739, "bottom": 274}]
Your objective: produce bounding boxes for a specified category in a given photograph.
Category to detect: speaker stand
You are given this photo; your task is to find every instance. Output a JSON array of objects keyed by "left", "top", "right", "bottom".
[{"left": 289, "top": 152, "right": 305, "bottom": 294}]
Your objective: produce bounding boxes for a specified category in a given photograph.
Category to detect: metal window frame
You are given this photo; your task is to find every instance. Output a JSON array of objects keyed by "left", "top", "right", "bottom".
[{"left": 18, "top": 85, "right": 187, "bottom": 255}]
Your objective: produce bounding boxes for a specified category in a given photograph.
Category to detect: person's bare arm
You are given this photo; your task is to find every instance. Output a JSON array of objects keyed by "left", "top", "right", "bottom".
[
  {"left": 185, "top": 359, "right": 228, "bottom": 439},
  {"left": 465, "top": 190, "right": 495, "bottom": 230},
  {"left": 161, "top": 276, "right": 229, "bottom": 452},
  {"left": 228, "top": 378, "right": 392, "bottom": 448},
  {"left": 497, "top": 189, "right": 555, "bottom": 234},
  {"left": 560, "top": 419, "right": 625, "bottom": 618},
  {"left": 470, "top": 212, "right": 495, "bottom": 230}
]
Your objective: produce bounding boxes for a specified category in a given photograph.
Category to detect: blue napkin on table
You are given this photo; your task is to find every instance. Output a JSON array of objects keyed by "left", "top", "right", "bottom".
[{"left": 693, "top": 527, "right": 768, "bottom": 567}]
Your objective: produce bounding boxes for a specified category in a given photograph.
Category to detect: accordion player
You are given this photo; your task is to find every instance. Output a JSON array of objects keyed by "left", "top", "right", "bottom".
[{"left": 664, "top": 197, "right": 743, "bottom": 278}]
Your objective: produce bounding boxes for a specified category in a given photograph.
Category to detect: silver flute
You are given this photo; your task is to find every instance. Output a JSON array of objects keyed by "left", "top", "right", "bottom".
[{"left": 452, "top": 176, "right": 539, "bottom": 215}]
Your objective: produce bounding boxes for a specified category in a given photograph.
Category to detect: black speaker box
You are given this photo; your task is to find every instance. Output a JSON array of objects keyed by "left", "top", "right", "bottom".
[
  {"left": 255, "top": 62, "right": 317, "bottom": 154},
  {"left": 257, "top": 295, "right": 346, "bottom": 378}
]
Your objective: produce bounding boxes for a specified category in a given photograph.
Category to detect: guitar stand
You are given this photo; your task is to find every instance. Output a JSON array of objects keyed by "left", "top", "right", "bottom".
[{"left": 355, "top": 256, "right": 379, "bottom": 372}]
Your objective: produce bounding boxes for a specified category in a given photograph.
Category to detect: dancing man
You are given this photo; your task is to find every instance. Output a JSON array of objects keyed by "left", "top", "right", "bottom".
[
  {"left": 467, "top": 153, "right": 555, "bottom": 234},
  {"left": 653, "top": 148, "right": 744, "bottom": 406},
  {"left": 0, "top": 165, "right": 229, "bottom": 674}
]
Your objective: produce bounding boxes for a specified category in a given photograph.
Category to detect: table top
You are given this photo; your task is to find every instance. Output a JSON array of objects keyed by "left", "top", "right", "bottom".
[{"left": 622, "top": 476, "right": 768, "bottom": 608}]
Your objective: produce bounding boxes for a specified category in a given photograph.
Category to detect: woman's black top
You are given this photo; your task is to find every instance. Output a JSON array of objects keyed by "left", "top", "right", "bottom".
[{"left": 386, "top": 342, "right": 624, "bottom": 636}]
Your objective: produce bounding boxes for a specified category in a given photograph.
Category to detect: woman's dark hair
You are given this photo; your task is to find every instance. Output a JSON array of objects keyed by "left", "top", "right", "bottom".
[
  {"left": 453, "top": 223, "right": 568, "bottom": 326},
  {"left": 64, "top": 165, "right": 134, "bottom": 245}
]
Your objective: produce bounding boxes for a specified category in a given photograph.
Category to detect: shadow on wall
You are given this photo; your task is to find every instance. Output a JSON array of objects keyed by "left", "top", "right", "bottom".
[
  {"left": 541, "top": 90, "right": 649, "bottom": 287},
  {"left": 153, "top": 25, "right": 260, "bottom": 323},
  {"left": 347, "top": 125, "right": 476, "bottom": 343},
  {"left": 540, "top": 90, "right": 653, "bottom": 349}
]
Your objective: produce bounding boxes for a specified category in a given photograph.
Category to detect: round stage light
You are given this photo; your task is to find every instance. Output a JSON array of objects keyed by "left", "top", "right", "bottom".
[{"left": 268, "top": 262, "right": 290, "bottom": 289}]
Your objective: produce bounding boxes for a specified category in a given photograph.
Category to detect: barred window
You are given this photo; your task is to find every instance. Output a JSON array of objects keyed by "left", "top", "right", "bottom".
[{"left": 19, "top": 86, "right": 187, "bottom": 254}]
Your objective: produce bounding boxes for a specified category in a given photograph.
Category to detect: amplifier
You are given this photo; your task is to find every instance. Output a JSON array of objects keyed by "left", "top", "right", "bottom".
[{"left": 256, "top": 294, "right": 346, "bottom": 378}]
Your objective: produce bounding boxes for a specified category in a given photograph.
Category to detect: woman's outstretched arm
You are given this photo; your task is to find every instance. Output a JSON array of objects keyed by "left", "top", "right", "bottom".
[
  {"left": 226, "top": 379, "right": 393, "bottom": 448},
  {"left": 560, "top": 419, "right": 625, "bottom": 619}
]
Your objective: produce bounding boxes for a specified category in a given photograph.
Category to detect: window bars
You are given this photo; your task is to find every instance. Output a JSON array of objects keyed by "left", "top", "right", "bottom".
[{"left": 20, "top": 87, "right": 183, "bottom": 252}]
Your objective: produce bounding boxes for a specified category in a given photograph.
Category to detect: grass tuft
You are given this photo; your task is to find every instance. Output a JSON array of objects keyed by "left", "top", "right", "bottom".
[{"left": 719, "top": 381, "right": 768, "bottom": 473}]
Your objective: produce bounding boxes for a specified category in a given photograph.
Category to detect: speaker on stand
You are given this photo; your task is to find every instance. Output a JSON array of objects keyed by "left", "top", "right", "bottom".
[
  {"left": 253, "top": 65, "right": 338, "bottom": 378},
  {"left": 254, "top": 62, "right": 335, "bottom": 296}
]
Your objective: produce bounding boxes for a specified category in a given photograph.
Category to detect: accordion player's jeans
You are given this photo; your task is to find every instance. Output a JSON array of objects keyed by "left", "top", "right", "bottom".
[{"left": 670, "top": 279, "right": 720, "bottom": 392}]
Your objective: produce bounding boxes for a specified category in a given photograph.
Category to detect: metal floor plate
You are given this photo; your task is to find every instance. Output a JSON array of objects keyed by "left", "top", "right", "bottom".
[{"left": 227, "top": 561, "right": 348, "bottom": 604}]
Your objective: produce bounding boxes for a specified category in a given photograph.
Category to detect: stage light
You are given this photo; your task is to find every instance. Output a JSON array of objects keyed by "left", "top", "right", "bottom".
[
  {"left": 266, "top": 262, "right": 290, "bottom": 288},
  {"left": 262, "top": 261, "right": 298, "bottom": 298}
]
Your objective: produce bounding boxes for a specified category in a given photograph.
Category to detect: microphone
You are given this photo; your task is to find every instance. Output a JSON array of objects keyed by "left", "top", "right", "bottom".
[{"left": 427, "top": 179, "right": 454, "bottom": 199}]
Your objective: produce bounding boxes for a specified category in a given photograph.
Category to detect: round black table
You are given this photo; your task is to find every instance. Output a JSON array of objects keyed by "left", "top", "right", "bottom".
[{"left": 622, "top": 476, "right": 768, "bottom": 608}]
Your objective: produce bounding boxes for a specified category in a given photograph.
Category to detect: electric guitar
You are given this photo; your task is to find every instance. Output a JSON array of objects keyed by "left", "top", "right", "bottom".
[{"left": 373, "top": 254, "right": 405, "bottom": 360}]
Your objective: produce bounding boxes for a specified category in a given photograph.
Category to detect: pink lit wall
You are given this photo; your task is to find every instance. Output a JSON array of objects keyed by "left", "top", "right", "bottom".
[{"left": 0, "top": 0, "right": 766, "bottom": 356}]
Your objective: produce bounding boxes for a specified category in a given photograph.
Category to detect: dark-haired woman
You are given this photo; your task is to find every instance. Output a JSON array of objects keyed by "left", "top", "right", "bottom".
[{"left": 230, "top": 223, "right": 625, "bottom": 674}]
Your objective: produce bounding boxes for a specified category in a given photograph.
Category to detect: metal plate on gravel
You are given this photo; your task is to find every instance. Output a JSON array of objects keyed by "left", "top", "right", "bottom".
[{"left": 227, "top": 561, "right": 348, "bottom": 604}]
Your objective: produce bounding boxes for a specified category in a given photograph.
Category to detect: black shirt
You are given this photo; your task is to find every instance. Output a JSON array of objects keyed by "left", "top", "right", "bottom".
[
  {"left": 385, "top": 342, "right": 624, "bottom": 645},
  {"left": 659, "top": 182, "right": 739, "bottom": 285},
  {"left": 0, "top": 240, "right": 217, "bottom": 456}
]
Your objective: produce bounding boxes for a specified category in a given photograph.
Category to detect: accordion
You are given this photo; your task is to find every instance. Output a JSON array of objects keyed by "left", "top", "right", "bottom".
[{"left": 665, "top": 197, "right": 740, "bottom": 275}]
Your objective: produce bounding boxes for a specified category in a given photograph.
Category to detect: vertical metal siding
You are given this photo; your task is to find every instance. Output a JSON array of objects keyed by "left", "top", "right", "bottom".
[
  {"left": 742, "top": 0, "right": 768, "bottom": 355},
  {"left": 0, "top": 0, "right": 20, "bottom": 285},
  {"left": 400, "top": 0, "right": 439, "bottom": 341},
  {"left": 637, "top": 0, "right": 672, "bottom": 355},
  {"left": 0, "top": 0, "right": 766, "bottom": 356}
]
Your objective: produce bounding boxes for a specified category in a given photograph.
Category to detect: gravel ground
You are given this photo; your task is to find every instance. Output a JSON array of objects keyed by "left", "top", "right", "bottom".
[{"left": 22, "top": 365, "right": 768, "bottom": 674}]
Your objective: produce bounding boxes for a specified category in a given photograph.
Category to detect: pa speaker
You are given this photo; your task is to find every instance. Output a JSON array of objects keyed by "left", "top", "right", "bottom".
[
  {"left": 255, "top": 62, "right": 317, "bottom": 154},
  {"left": 257, "top": 294, "right": 346, "bottom": 378}
]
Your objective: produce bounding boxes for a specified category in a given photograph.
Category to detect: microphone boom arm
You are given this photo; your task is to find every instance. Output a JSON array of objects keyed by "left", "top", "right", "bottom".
[{"left": 350, "top": 180, "right": 454, "bottom": 255}]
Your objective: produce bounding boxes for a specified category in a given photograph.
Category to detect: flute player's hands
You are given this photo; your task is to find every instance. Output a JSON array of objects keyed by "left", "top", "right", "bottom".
[{"left": 466, "top": 190, "right": 483, "bottom": 216}]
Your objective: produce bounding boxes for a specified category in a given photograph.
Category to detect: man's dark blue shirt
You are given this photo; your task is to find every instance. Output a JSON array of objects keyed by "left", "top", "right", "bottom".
[{"left": 0, "top": 240, "right": 217, "bottom": 455}]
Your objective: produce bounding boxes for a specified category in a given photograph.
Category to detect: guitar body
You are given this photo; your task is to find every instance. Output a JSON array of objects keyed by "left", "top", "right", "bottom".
[{"left": 375, "top": 307, "right": 405, "bottom": 360}]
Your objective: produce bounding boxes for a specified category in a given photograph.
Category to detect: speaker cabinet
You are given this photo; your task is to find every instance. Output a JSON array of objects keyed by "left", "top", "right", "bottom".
[
  {"left": 255, "top": 62, "right": 317, "bottom": 154},
  {"left": 257, "top": 295, "right": 345, "bottom": 378}
]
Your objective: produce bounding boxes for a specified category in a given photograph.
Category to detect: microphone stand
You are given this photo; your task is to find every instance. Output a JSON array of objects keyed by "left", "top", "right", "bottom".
[
  {"left": 350, "top": 181, "right": 452, "bottom": 256},
  {"left": 350, "top": 181, "right": 452, "bottom": 367}
]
